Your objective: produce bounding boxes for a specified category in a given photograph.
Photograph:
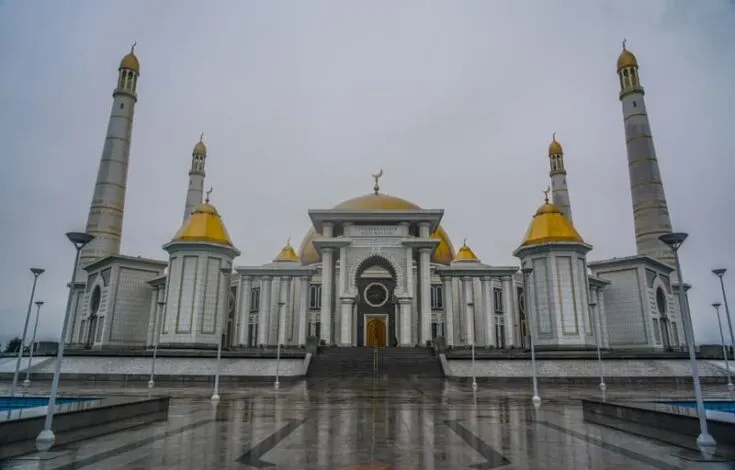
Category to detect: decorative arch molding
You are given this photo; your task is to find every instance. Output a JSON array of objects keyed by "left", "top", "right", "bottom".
[{"left": 348, "top": 250, "right": 405, "bottom": 297}]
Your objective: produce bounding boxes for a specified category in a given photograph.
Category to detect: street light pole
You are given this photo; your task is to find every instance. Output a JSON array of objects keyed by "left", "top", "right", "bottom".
[
  {"left": 712, "top": 303, "right": 734, "bottom": 391},
  {"left": 36, "top": 231, "right": 94, "bottom": 452},
  {"left": 23, "top": 301, "right": 45, "bottom": 388},
  {"left": 469, "top": 301, "right": 477, "bottom": 391},
  {"left": 590, "top": 300, "right": 606, "bottom": 392},
  {"left": 212, "top": 267, "right": 231, "bottom": 401},
  {"left": 660, "top": 233, "right": 716, "bottom": 454},
  {"left": 713, "top": 269, "right": 735, "bottom": 361},
  {"left": 522, "top": 267, "right": 540, "bottom": 406},
  {"left": 148, "top": 300, "right": 166, "bottom": 389},
  {"left": 11, "top": 268, "right": 45, "bottom": 397},
  {"left": 275, "top": 300, "right": 285, "bottom": 390}
]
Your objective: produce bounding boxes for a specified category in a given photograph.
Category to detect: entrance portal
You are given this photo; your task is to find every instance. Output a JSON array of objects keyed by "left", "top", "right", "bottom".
[{"left": 365, "top": 315, "right": 388, "bottom": 347}]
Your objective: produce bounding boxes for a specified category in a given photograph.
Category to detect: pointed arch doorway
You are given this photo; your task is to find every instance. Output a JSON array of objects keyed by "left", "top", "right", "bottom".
[{"left": 355, "top": 255, "right": 397, "bottom": 347}]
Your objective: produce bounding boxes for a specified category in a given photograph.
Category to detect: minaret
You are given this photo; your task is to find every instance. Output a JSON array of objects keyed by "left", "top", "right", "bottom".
[
  {"left": 617, "top": 40, "right": 674, "bottom": 266},
  {"left": 78, "top": 44, "right": 140, "bottom": 275},
  {"left": 548, "top": 133, "right": 573, "bottom": 222},
  {"left": 183, "top": 134, "right": 207, "bottom": 222}
]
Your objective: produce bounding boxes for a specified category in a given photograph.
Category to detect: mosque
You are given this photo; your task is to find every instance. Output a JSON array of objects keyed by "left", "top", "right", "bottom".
[{"left": 65, "top": 43, "right": 686, "bottom": 355}]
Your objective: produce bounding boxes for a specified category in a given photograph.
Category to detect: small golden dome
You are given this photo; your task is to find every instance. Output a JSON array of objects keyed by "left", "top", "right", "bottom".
[
  {"left": 521, "top": 201, "right": 583, "bottom": 246},
  {"left": 119, "top": 46, "right": 140, "bottom": 73},
  {"left": 171, "top": 202, "right": 233, "bottom": 246},
  {"left": 617, "top": 44, "right": 638, "bottom": 70},
  {"left": 454, "top": 240, "right": 479, "bottom": 262},
  {"left": 298, "top": 193, "right": 455, "bottom": 265},
  {"left": 274, "top": 240, "right": 300, "bottom": 262},
  {"left": 548, "top": 133, "right": 563, "bottom": 155},
  {"left": 193, "top": 136, "right": 207, "bottom": 156}
]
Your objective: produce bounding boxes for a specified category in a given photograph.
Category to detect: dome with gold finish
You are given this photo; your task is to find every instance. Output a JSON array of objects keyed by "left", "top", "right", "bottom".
[
  {"left": 520, "top": 199, "right": 583, "bottom": 246},
  {"left": 548, "top": 133, "right": 563, "bottom": 155},
  {"left": 119, "top": 44, "right": 140, "bottom": 73},
  {"left": 453, "top": 240, "right": 480, "bottom": 263},
  {"left": 171, "top": 202, "right": 233, "bottom": 246},
  {"left": 617, "top": 42, "right": 638, "bottom": 70},
  {"left": 298, "top": 193, "right": 456, "bottom": 265},
  {"left": 274, "top": 240, "right": 300, "bottom": 262}
]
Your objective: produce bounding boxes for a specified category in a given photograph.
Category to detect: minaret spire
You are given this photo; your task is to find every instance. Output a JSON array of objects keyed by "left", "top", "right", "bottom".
[
  {"left": 183, "top": 134, "right": 207, "bottom": 222},
  {"left": 617, "top": 42, "right": 674, "bottom": 266},
  {"left": 548, "top": 133, "right": 573, "bottom": 222},
  {"left": 78, "top": 46, "right": 141, "bottom": 278}
]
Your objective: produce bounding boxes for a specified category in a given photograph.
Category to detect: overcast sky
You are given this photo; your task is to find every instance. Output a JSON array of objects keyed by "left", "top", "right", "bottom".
[{"left": 1, "top": 0, "right": 734, "bottom": 349}]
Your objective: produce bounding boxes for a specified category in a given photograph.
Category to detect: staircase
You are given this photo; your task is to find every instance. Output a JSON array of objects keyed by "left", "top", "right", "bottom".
[{"left": 307, "top": 347, "right": 444, "bottom": 379}]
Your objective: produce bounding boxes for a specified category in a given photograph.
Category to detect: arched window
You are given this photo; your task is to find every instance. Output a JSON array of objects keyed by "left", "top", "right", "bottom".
[{"left": 656, "top": 287, "right": 667, "bottom": 316}]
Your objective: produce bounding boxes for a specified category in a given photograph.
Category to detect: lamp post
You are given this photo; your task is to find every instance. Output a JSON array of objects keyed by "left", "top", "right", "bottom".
[
  {"left": 522, "top": 267, "right": 540, "bottom": 406},
  {"left": 659, "top": 233, "right": 716, "bottom": 454},
  {"left": 275, "top": 300, "right": 285, "bottom": 390},
  {"left": 712, "top": 302, "right": 734, "bottom": 391},
  {"left": 23, "top": 301, "right": 45, "bottom": 388},
  {"left": 468, "top": 301, "right": 477, "bottom": 391},
  {"left": 148, "top": 300, "right": 166, "bottom": 389},
  {"left": 36, "top": 232, "right": 94, "bottom": 451},
  {"left": 211, "top": 267, "right": 231, "bottom": 401},
  {"left": 590, "top": 300, "right": 606, "bottom": 392},
  {"left": 11, "top": 268, "right": 45, "bottom": 397},
  {"left": 713, "top": 269, "right": 735, "bottom": 361}
]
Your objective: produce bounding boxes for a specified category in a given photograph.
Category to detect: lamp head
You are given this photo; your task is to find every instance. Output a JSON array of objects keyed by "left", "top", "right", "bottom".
[
  {"left": 713, "top": 268, "right": 727, "bottom": 278},
  {"left": 713, "top": 302, "right": 722, "bottom": 309},
  {"left": 521, "top": 267, "right": 533, "bottom": 275},
  {"left": 66, "top": 232, "right": 95, "bottom": 249},
  {"left": 35, "top": 300, "right": 44, "bottom": 307},
  {"left": 658, "top": 232, "right": 688, "bottom": 250},
  {"left": 30, "top": 267, "right": 45, "bottom": 276}
]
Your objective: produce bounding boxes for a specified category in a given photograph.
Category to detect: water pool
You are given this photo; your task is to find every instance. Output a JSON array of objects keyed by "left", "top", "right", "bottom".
[
  {"left": 662, "top": 401, "right": 735, "bottom": 414},
  {"left": 0, "top": 396, "right": 92, "bottom": 411}
]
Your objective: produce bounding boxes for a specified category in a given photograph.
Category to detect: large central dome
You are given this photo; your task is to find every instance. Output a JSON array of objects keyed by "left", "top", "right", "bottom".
[{"left": 298, "top": 193, "right": 456, "bottom": 265}]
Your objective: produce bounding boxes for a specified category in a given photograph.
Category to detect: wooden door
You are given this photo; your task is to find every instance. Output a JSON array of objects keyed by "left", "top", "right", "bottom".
[{"left": 366, "top": 318, "right": 387, "bottom": 347}]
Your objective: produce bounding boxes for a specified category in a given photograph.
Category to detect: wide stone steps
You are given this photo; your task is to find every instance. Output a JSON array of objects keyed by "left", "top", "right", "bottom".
[{"left": 307, "top": 347, "right": 443, "bottom": 378}]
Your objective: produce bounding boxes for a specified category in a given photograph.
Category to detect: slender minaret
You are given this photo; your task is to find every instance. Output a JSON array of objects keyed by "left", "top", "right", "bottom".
[
  {"left": 78, "top": 45, "right": 140, "bottom": 276},
  {"left": 617, "top": 40, "right": 674, "bottom": 266},
  {"left": 183, "top": 134, "right": 207, "bottom": 222},
  {"left": 548, "top": 133, "right": 573, "bottom": 222}
]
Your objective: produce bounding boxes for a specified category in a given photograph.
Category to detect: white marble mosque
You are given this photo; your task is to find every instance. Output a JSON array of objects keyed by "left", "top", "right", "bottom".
[{"left": 64, "top": 43, "right": 688, "bottom": 354}]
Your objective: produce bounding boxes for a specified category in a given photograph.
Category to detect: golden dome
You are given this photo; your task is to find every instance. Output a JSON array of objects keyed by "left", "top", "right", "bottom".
[
  {"left": 171, "top": 203, "right": 233, "bottom": 246},
  {"left": 193, "top": 136, "right": 207, "bottom": 156},
  {"left": 274, "top": 241, "right": 300, "bottom": 262},
  {"left": 454, "top": 240, "right": 479, "bottom": 262},
  {"left": 548, "top": 133, "right": 563, "bottom": 155},
  {"left": 298, "top": 193, "right": 456, "bottom": 265},
  {"left": 119, "top": 47, "right": 140, "bottom": 73},
  {"left": 617, "top": 46, "right": 638, "bottom": 70},
  {"left": 521, "top": 201, "right": 583, "bottom": 246}
]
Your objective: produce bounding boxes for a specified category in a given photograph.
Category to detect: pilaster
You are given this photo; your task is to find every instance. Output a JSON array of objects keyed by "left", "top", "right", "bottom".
[
  {"left": 442, "top": 276, "right": 455, "bottom": 347},
  {"left": 339, "top": 296, "right": 354, "bottom": 346},
  {"left": 502, "top": 276, "right": 515, "bottom": 347},
  {"left": 320, "top": 246, "right": 334, "bottom": 345},
  {"left": 238, "top": 276, "right": 252, "bottom": 346},
  {"left": 258, "top": 276, "right": 272, "bottom": 345},
  {"left": 398, "top": 297, "right": 413, "bottom": 346},
  {"left": 298, "top": 276, "right": 309, "bottom": 345},
  {"left": 419, "top": 247, "right": 432, "bottom": 345},
  {"left": 482, "top": 276, "right": 495, "bottom": 348},
  {"left": 462, "top": 277, "right": 475, "bottom": 345},
  {"left": 278, "top": 277, "right": 291, "bottom": 345}
]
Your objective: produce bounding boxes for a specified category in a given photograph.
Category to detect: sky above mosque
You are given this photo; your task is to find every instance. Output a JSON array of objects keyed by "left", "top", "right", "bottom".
[{"left": 1, "top": 0, "right": 734, "bottom": 347}]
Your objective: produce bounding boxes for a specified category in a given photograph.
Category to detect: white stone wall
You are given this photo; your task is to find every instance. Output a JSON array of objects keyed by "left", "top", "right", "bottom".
[
  {"left": 106, "top": 266, "right": 160, "bottom": 346},
  {"left": 594, "top": 267, "right": 650, "bottom": 347}
]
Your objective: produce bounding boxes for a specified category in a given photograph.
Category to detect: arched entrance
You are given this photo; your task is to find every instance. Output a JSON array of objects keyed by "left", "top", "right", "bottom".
[{"left": 355, "top": 256, "right": 397, "bottom": 347}]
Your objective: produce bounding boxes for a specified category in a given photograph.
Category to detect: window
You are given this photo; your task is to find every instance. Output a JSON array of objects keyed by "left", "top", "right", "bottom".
[
  {"left": 493, "top": 288, "right": 504, "bottom": 313},
  {"left": 632, "top": 101, "right": 637, "bottom": 108},
  {"left": 431, "top": 322, "right": 440, "bottom": 339},
  {"left": 309, "top": 284, "right": 322, "bottom": 310},
  {"left": 248, "top": 324, "right": 257, "bottom": 347},
  {"left": 120, "top": 102, "right": 124, "bottom": 109},
  {"left": 250, "top": 287, "right": 260, "bottom": 312},
  {"left": 495, "top": 315, "right": 505, "bottom": 348},
  {"left": 430, "top": 284, "right": 443, "bottom": 310},
  {"left": 655, "top": 287, "right": 667, "bottom": 316}
]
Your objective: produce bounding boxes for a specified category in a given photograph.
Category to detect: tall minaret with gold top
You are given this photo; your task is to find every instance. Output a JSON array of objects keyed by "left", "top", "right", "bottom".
[
  {"left": 79, "top": 45, "right": 140, "bottom": 276},
  {"left": 184, "top": 134, "right": 207, "bottom": 222},
  {"left": 548, "top": 133, "right": 573, "bottom": 223},
  {"left": 617, "top": 41, "right": 674, "bottom": 266}
]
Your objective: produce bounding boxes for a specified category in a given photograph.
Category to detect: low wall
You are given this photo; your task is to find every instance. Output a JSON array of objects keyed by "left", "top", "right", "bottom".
[{"left": 443, "top": 358, "right": 731, "bottom": 384}]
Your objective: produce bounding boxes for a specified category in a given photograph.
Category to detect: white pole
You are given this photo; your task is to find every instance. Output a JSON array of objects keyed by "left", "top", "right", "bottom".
[
  {"left": 11, "top": 268, "right": 44, "bottom": 397},
  {"left": 36, "top": 231, "right": 93, "bottom": 452},
  {"left": 522, "top": 268, "right": 540, "bottom": 406},
  {"left": 470, "top": 301, "right": 477, "bottom": 391},
  {"left": 212, "top": 268, "right": 231, "bottom": 401},
  {"left": 713, "top": 303, "right": 734, "bottom": 391},
  {"left": 592, "top": 301, "right": 606, "bottom": 392},
  {"left": 275, "top": 301, "right": 284, "bottom": 390},
  {"left": 148, "top": 300, "right": 165, "bottom": 389},
  {"left": 23, "top": 301, "right": 44, "bottom": 388},
  {"left": 714, "top": 270, "right": 735, "bottom": 362}
]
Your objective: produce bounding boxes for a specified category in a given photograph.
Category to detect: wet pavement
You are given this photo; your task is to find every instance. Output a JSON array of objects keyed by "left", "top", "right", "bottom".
[{"left": 1, "top": 379, "right": 735, "bottom": 469}]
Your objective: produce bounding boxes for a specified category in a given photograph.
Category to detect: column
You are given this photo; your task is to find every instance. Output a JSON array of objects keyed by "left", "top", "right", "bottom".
[
  {"left": 339, "top": 297, "right": 353, "bottom": 346},
  {"left": 502, "top": 276, "right": 515, "bottom": 348},
  {"left": 482, "top": 276, "right": 495, "bottom": 348},
  {"left": 598, "top": 290, "right": 609, "bottom": 348},
  {"left": 399, "top": 298, "right": 412, "bottom": 346},
  {"left": 298, "top": 276, "right": 309, "bottom": 345},
  {"left": 336, "top": 244, "right": 348, "bottom": 344},
  {"left": 320, "top": 247, "right": 334, "bottom": 345},
  {"left": 442, "top": 277, "right": 455, "bottom": 347},
  {"left": 278, "top": 277, "right": 291, "bottom": 345},
  {"left": 419, "top": 247, "right": 432, "bottom": 345},
  {"left": 463, "top": 277, "right": 475, "bottom": 345},
  {"left": 238, "top": 276, "right": 252, "bottom": 346},
  {"left": 258, "top": 276, "right": 272, "bottom": 345}
]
